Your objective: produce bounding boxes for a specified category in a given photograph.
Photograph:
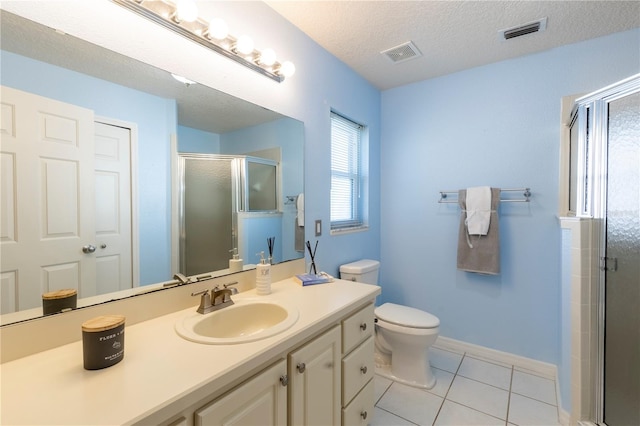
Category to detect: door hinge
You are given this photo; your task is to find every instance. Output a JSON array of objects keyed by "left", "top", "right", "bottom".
[{"left": 600, "top": 257, "right": 618, "bottom": 271}]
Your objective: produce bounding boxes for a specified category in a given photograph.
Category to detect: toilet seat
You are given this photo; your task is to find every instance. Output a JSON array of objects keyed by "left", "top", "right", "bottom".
[{"left": 375, "top": 303, "right": 440, "bottom": 329}]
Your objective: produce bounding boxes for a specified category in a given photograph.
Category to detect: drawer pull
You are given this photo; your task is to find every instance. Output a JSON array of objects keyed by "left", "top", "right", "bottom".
[
  {"left": 360, "top": 322, "right": 367, "bottom": 331},
  {"left": 279, "top": 375, "right": 288, "bottom": 386},
  {"left": 297, "top": 363, "right": 306, "bottom": 373},
  {"left": 360, "top": 365, "right": 368, "bottom": 374},
  {"left": 360, "top": 410, "right": 368, "bottom": 420}
]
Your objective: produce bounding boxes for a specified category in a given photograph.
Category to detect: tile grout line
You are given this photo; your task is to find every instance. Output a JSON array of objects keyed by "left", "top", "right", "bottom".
[
  {"left": 431, "top": 352, "right": 466, "bottom": 425},
  {"left": 442, "top": 354, "right": 514, "bottom": 424},
  {"left": 375, "top": 405, "right": 420, "bottom": 425},
  {"left": 505, "top": 365, "right": 514, "bottom": 425},
  {"left": 374, "top": 378, "right": 392, "bottom": 406}
]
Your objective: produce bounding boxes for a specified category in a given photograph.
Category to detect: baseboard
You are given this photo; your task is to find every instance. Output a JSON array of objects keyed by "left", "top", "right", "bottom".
[{"left": 433, "top": 336, "right": 558, "bottom": 380}]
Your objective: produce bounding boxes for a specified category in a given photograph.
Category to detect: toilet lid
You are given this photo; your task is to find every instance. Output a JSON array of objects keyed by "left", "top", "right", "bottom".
[{"left": 375, "top": 303, "right": 440, "bottom": 328}]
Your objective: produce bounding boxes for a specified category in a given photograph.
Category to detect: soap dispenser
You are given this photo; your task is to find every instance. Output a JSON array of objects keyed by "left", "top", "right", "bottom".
[
  {"left": 255, "top": 251, "right": 271, "bottom": 295},
  {"left": 229, "top": 248, "right": 243, "bottom": 273}
]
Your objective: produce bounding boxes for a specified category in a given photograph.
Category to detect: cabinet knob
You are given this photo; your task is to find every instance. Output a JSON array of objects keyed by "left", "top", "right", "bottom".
[
  {"left": 360, "top": 410, "right": 368, "bottom": 420},
  {"left": 297, "top": 363, "right": 306, "bottom": 373},
  {"left": 279, "top": 375, "right": 288, "bottom": 386},
  {"left": 360, "top": 365, "right": 367, "bottom": 374},
  {"left": 360, "top": 322, "right": 367, "bottom": 331}
]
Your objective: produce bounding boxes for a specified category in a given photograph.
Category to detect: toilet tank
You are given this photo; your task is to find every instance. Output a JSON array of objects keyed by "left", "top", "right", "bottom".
[{"left": 339, "top": 259, "right": 380, "bottom": 284}]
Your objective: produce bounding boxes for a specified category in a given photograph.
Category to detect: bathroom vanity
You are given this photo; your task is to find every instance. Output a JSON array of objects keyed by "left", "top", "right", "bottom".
[{"left": 0, "top": 278, "right": 379, "bottom": 425}]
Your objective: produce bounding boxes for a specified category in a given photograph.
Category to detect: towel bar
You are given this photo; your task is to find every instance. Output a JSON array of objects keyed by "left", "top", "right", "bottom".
[{"left": 438, "top": 188, "right": 531, "bottom": 204}]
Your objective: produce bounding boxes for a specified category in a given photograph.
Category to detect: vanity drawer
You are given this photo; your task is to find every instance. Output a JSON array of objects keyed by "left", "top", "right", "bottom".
[
  {"left": 342, "top": 303, "right": 374, "bottom": 354},
  {"left": 342, "top": 378, "right": 374, "bottom": 426},
  {"left": 342, "top": 335, "right": 374, "bottom": 405}
]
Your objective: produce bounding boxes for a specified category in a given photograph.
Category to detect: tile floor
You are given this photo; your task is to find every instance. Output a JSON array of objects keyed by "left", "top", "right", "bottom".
[{"left": 371, "top": 346, "right": 562, "bottom": 426}]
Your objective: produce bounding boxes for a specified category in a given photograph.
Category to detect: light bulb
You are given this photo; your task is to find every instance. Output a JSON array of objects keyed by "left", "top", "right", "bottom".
[
  {"left": 175, "top": 0, "right": 198, "bottom": 23},
  {"left": 258, "top": 48, "right": 277, "bottom": 66},
  {"left": 235, "top": 35, "right": 254, "bottom": 55},
  {"left": 207, "top": 18, "right": 228, "bottom": 40},
  {"left": 279, "top": 61, "right": 296, "bottom": 78}
]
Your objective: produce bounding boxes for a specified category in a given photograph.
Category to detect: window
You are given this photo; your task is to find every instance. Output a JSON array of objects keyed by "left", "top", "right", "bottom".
[{"left": 330, "top": 111, "right": 367, "bottom": 232}]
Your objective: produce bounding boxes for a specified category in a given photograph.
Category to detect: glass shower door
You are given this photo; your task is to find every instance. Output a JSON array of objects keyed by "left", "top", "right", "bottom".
[{"left": 603, "top": 91, "right": 640, "bottom": 426}]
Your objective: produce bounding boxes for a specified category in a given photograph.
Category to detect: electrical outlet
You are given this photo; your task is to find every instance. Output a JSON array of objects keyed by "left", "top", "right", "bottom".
[{"left": 315, "top": 220, "right": 322, "bottom": 236}]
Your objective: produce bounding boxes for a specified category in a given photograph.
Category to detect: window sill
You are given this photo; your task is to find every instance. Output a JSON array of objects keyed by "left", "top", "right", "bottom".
[{"left": 330, "top": 225, "right": 369, "bottom": 236}]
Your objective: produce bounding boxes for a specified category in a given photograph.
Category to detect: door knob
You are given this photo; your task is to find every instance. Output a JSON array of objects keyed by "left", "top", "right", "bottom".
[
  {"left": 297, "top": 363, "right": 306, "bottom": 373},
  {"left": 82, "top": 245, "right": 96, "bottom": 254}
]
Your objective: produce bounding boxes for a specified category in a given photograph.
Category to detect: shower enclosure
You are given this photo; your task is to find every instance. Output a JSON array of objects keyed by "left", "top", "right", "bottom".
[
  {"left": 178, "top": 154, "right": 279, "bottom": 276},
  {"left": 569, "top": 75, "right": 639, "bottom": 425}
]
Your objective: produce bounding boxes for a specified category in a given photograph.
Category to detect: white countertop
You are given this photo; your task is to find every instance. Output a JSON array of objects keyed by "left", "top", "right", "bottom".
[{"left": 0, "top": 278, "right": 380, "bottom": 425}]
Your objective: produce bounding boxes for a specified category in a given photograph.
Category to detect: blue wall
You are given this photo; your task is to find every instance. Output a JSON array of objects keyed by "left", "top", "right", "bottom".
[
  {"left": 222, "top": 118, "right": 305, "bottom": 263},
  {"left": 1, "top": 51, "right": 176, "bottom": 285},
  {"left": 380, "top": 28, "right": 640, "bottom": 371},
  {"left": 177, "top": 125, "right": 220, "bottom": 153}
]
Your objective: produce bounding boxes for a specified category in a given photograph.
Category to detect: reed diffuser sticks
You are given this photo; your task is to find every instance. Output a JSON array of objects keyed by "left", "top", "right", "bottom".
[{"left": 306, "top": 240, "right": 318, "bottom": 274}]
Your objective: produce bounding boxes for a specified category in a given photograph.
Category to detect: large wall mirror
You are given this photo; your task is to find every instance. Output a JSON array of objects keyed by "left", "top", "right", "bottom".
[{"left": 0, "top": 11, "right": 304, "bottom": 325}]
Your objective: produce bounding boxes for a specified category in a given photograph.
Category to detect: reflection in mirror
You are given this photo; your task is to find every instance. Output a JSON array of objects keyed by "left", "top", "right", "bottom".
[
  {"left": 0, "top": 11, "right": 304, "bottom": 325},
  {"left": 180, "top": 154, "right": 284, "bottom": 276}
]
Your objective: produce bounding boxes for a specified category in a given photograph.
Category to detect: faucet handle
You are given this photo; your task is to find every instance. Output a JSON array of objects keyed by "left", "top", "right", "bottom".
[
  {"left": 191, "top": 289, "right": 212, "bottom": 314},
  {"left": 223, "top": 281, "right": 239, "bottom": 294}
]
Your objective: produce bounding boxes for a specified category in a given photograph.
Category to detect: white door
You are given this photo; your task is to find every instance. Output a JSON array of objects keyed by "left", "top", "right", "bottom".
[
  {"left": 94, "top": 121, "right": 132, "bottom": 294},
  {"left": 1, "top": 85, "right": 95, "bottom": 312},
  {"left": 289, "top": 325, "right": 341, "bottom": 426}
]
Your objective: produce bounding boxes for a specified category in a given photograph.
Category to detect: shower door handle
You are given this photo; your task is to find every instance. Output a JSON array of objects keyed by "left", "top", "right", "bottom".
[{"left": 600, "top": 257, "right": 618, "bottom": 272}]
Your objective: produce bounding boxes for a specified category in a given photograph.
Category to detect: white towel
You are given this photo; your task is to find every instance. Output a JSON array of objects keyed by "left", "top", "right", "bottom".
[
  {"left": 296, "top": 193, "right": 304, "bottom": 227},
  {"left": 465, "top": 186, "right": 491, "bottom": 235}
]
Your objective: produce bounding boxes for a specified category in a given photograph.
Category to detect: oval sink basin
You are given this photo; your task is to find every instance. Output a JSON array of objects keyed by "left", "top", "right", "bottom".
[{"left": 175, "top": 299, "right": 299, "bottom": 344}]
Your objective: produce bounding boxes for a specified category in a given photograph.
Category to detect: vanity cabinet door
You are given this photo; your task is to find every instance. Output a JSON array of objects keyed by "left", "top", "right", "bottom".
[
  {"left": 195, "top": 359, "right": 287, "bottom": 426},
  {"left": 288, "top": 325, "right": 341, "bottom": 426}
]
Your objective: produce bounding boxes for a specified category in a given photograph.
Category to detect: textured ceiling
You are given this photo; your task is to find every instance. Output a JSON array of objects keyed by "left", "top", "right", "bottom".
[
  {"left": 266, "top": 1, "right": 640, "bottom": 90},
  {"left": 0, "top": 10, "right": 282, "bottom": 134}
]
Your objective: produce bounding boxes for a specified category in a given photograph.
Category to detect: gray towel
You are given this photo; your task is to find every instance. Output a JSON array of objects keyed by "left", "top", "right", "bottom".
[
  {"left": 457, "top": 188, "right": 501, "bottom": 275},
  {"left": 295, "top": 223, "right": 305, "bottom": 252}
]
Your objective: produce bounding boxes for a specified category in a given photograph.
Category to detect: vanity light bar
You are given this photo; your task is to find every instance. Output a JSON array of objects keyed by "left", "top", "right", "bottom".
[{"left": 112, "top": 0, "right": 293, "bottom": 83}]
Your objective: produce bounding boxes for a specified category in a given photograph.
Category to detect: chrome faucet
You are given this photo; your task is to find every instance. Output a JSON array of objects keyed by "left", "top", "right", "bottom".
[{"left": 191, "top": 281, "right": 238, "bottom": 314}]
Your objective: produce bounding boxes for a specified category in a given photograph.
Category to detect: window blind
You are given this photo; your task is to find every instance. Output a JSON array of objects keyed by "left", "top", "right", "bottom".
[{"left": 330, "top": 112, "right": 363, "bottom": 229}]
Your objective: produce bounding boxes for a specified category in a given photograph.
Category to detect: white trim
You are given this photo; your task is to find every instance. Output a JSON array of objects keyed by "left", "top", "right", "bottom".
[
  {"left": 558, "top": 94, "right": 583, "bottom": 217},
  {"left": 94, "top": 115, "right": 140, "bottom": 287},
  {"left": 559, "top": 408, "right": 571, "bottom": 426},
  {"left": 434, "top": 335, "right": 558, "bottom": 379},
  {"left": 330, "top": 225, "right": 369, "bottom": 236},
  {"left": 170, "top": 133, "right": 179, "bottom": 276}
]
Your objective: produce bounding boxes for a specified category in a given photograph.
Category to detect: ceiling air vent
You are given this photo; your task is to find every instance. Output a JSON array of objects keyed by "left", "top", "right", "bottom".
[
  {"left": 500, "top": 17, "right": 547, "bottom": 40},
  {"left": 381, "top": 41, "right": 422, "bottom": 64}
]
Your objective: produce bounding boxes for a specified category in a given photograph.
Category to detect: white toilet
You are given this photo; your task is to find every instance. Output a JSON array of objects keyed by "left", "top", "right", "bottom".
[{"left": 339, "top": 259, "right": 440, "bottom": 389}]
